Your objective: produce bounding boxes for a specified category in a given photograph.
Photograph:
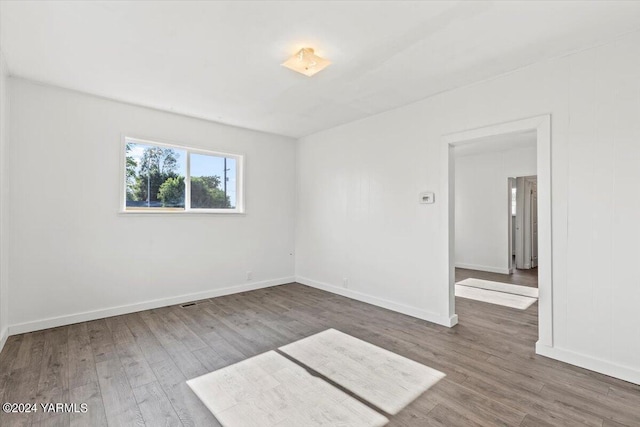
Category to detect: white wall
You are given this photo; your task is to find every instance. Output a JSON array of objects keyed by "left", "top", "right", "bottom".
[
  {"left": 296, "top": 32, "right": 640, "bottom": 383},
  {"left": 455, "top": 146, "right": 536, "bottom": 274},
  {"left": 7, "top": 79, "right": 296, "bottom": 332},
  {"left": 0, "top": 52, "right": 8, "bottom": 350}
]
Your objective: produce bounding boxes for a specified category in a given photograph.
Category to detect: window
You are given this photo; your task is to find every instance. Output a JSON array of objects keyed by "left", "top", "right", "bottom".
[
  {"left": 123, "top": 137, "right": 243, "bottom": 213},
  {"left": 511, "top": 187, "right": 517, "bottom": 216}
]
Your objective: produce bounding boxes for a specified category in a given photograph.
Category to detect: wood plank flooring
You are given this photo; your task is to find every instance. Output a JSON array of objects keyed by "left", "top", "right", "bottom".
[
  {"left": 456, "top": 266, "right": 539, "bottom": 288},
  {"left": 0, "top": 281, "right": 639, "bottom": 426}
]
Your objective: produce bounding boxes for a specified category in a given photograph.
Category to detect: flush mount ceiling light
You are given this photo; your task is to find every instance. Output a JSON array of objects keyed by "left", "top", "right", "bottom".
[{"left": 282, "top": 48, "right": 331, "bottom": 77}]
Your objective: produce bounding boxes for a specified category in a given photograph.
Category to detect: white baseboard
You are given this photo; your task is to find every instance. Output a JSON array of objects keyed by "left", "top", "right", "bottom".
[
  {"left": 296, "top": 276, "right": 457, "bottom": 327},
  {"left": 8, "top": 277, "right": 295, "bottom": 336},
  {"left": 0, "top": 327, "right": 8, "bottom": 354},
  {"left": 455, "top": 263, "right": 510, "bottom": 275},
  {"left": 536, "top": 341, "right": 640, "bottom": 385}
]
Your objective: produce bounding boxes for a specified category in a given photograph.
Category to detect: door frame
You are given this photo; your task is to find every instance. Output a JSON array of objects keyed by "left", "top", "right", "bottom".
[{"left": 441, "top": 115, "right": 553, "bottom": 348}]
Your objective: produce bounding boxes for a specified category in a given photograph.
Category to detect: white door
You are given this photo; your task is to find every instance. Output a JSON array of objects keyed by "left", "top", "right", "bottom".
[
  {"left": 515, "top": 177, "right": 526, "bottom": 269},
  {"left": 515, "top": 176, "right": 537, "bottom": 270},
  {"left": 530, "top": 182, "right": 538, "bottom": 268},
  {"left": 508, "top": 178, "right": 516, "bottom": 273}
]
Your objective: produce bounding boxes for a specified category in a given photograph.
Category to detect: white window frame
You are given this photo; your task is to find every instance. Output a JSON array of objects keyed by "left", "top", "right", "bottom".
[{"left": 120, "top": 136, "right": 245, "bottom": 214}]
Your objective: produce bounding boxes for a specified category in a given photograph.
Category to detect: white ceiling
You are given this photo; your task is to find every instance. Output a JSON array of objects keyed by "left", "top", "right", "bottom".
[
  {"left": 2, "top": 1, "right": 640, "bottom": 138},
  {"left": 454, "top": 130, "right": 536, "bottom": 157}
]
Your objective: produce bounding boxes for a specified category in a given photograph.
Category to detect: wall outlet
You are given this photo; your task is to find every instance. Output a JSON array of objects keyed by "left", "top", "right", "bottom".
[
  {"left": 343, "top": 277, "right": 348, "bottom": 288},
  {"left": 246, "top": 271, "right": 253, "bottom": 281}
]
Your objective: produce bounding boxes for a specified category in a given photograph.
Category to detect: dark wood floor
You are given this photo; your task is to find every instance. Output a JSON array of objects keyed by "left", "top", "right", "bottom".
[
  {"left": 0, "top": 282, "right": 638, "bottom": 426},
  {"left": 456, "top": 266, "right": 538, "bottom": 288}
]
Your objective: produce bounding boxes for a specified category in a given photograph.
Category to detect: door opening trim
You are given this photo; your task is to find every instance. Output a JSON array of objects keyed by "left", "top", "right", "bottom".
[{"left": 441, "top": 115, "right": 552, "bottom": 348}]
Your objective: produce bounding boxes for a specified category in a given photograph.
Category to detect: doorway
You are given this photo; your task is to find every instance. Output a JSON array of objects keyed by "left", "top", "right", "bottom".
[
  {"left": 442, "top": 115, "right": 552, "bottom": 350},
  {"left": 511, "top": 175, "right": 538, "bottom": 275}
]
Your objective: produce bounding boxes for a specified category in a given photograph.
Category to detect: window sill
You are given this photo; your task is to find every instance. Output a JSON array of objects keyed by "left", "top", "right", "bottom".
[{"left": 118, "top": 209, "right": 246, "bottom": 215}]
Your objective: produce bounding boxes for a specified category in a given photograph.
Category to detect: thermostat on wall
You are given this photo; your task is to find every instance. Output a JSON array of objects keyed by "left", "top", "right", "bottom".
[{"left": 419, "top": 192, "right": 435, "bottom": 204}]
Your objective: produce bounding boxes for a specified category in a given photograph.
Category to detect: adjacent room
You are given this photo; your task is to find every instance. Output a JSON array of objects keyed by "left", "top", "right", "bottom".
[
  {"left": 0, "top": 1, "right": 639, "bottom": 426},
  {"left": 454, "top": 131, "right": 539, "bottom": 310}
]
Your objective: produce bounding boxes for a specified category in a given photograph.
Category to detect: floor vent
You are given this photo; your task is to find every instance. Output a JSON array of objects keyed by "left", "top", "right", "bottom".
[{"left": 179, "top": 299, "right": 212, "bottom": 308}]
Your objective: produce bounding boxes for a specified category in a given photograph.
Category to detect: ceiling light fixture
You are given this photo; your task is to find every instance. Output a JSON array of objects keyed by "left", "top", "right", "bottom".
[{"left": 282, "top": 48, "right": 331, "bottom": 77}]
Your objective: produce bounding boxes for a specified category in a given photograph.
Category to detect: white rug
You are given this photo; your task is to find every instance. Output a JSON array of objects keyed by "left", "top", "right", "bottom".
[
  {"left": 187, "top": 350, "right": 387, "bottom": 427},
  {"left": 455, "top": 283, "right": 537, "bottom": 309},
  {"left": 456, "top": 278, "right": 539, "bottom": 298},
  {"left": 278, "top": 328, "right": 446, "bottom": 415}
]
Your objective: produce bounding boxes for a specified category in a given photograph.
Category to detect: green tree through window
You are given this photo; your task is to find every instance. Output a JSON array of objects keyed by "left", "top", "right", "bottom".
[{"left": 191, "top": 176, "right": 230, "bottom": 208}]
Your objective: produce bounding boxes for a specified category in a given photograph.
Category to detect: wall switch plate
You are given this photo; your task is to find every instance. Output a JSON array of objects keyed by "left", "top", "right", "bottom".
[{"left": 419, "top": 192, "right": 435, "bottom": 204}]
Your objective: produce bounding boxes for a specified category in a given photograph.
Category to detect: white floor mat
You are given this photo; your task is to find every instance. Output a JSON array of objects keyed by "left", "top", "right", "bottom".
[
  {"left": 278, "top": 329, "right": 445, "bottom": 415},
  {"left": 456, "top": 278, "right": 539, "bottom": 298},
  {"left": 455, "top": 284, "right": 537, "bottom": 309},
  {"left": 187, "top": 350, "right": 387, "bottom": 427}
]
